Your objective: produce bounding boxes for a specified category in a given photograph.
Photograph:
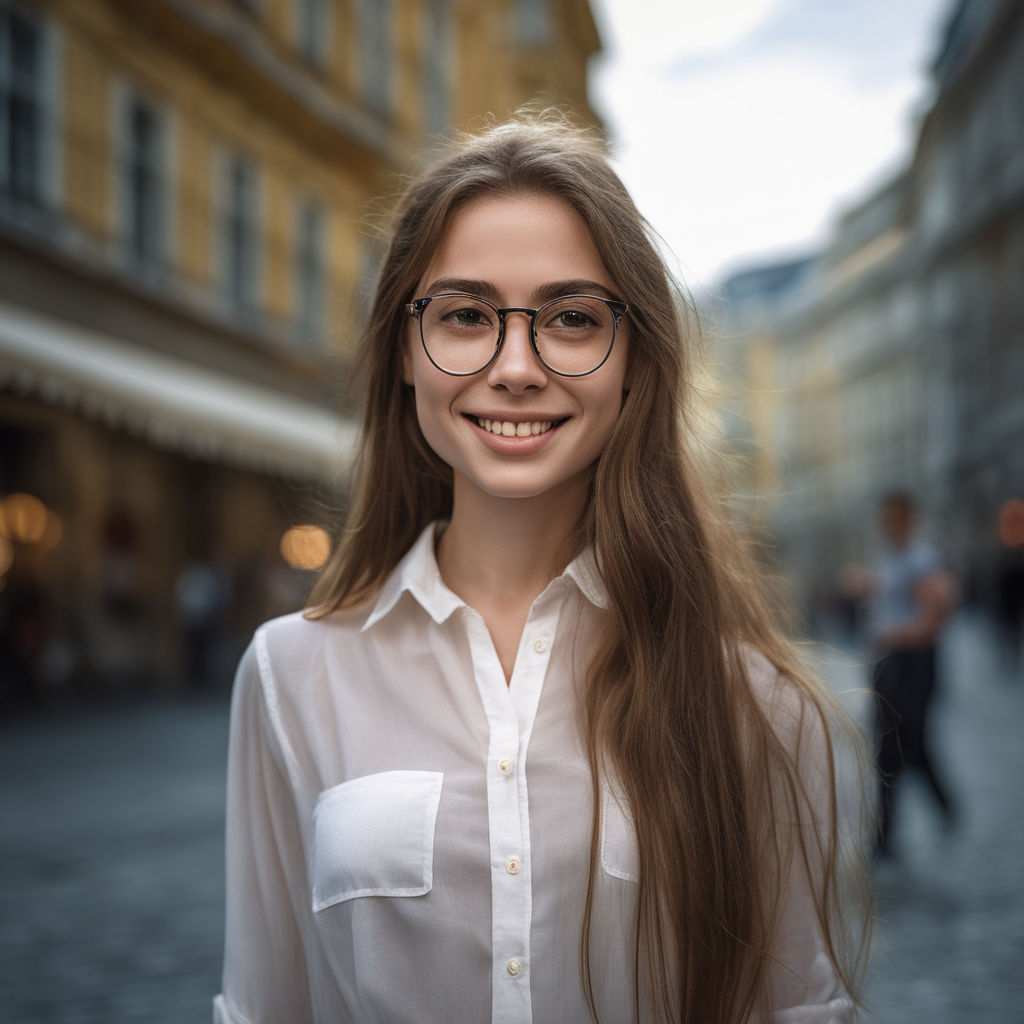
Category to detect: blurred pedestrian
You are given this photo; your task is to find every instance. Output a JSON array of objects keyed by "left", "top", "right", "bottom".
[
  {"left": 994, "top": 499, "right": 1024, "bottom": 678},
  {"left": 175, "top": 558, "right": 227, "bottom": 691},
  {"left": 215, "top": 112, "right": 871, "bottom": 1024},
  {"left": 868, "top": 491, "right": 957, "bottom": 858}
]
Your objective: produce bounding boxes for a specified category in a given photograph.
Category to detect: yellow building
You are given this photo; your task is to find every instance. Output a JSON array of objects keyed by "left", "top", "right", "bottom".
[{"left": 0, "top": 0, "right": 603, "bottom": 701}]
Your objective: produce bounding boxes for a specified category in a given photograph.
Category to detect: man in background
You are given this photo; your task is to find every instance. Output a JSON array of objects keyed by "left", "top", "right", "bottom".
[{"left": 869, "top": 491, "right": 957, "bottom": 859}]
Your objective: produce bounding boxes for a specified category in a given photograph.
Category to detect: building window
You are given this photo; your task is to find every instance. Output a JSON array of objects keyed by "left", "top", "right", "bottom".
[
  {"left": 422, "top": 0, "right": 451, "bottom": 135},
  {"left": 119, "top": 91, "right": 167, "bottom": 266},
  {"left": 516, "top": 0, "right": 551, "bottom": 45},
  {"left": 218, "top": 153, "right": 260, "bottom": 315},
  {"left": 294, "top": 196, "right": 325, "bottom": 341},
  {"left": 361, "top": 0, "right": 392, "bottom": 115},
  {"left": 0, "top": 1, "right": 47, "bottom": 204},
  {"left": 295, "top": 0, "right": 330, "bottom": 69}
]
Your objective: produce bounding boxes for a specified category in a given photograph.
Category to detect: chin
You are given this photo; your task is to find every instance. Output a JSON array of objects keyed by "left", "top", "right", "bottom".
[{"left": 456, "top": 464, "right": 595, "bottom": 504}]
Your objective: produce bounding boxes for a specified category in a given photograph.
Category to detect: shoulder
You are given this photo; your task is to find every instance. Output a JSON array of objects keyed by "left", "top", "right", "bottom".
[
  {"left": 231, "top": 604, "right": 377, "bottom": 786},
  {"left": 255, "top": 604, "right": 370, "bottom": 667},
  {"left": 740, "top": 644, "right": 835, "bottom": 767},
  {"left": 742, "top": 646, "right": 804, "bottom": 727},
  {"left": 238, "top": 604, "right": 374, "bottom": 714}
]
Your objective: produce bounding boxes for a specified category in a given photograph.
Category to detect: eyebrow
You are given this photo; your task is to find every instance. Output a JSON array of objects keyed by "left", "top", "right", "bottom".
[{"left": 422, "top": 277, "right": 618, "bottom": 303}]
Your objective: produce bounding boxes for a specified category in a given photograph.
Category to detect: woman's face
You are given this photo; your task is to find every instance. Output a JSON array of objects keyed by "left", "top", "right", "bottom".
[{"left": 403, "top": 192, "right": 629, "bottom": 505}]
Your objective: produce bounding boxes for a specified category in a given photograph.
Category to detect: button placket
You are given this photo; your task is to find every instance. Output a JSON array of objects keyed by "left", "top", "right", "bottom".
[{"left": 471, "top": 592, "right": 562, "bottom": 1024}]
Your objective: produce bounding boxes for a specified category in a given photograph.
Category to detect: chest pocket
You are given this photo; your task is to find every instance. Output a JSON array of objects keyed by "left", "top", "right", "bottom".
[
  {"left": 311, "top": 770, "right": 444, "bottom": 913},
  {"left": 600, "top": 779, "right": 640, "bottom": 884}
]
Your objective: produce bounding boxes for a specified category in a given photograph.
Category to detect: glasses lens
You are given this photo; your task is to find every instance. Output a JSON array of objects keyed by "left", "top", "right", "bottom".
[
  {"left": 420, "top": 294, "right": 500, "bottom": 374},
  {"left": 534, "top": 295, "right": 616, "bottom": 376}
]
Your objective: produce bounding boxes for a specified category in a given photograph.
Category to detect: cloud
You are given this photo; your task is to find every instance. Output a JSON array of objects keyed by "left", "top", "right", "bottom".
[
  {"left": 592, "top": 0, "right": 793, "bottom": 67},
  {"left": 590, "top": 0, "right": 949, "bottom": 286}
]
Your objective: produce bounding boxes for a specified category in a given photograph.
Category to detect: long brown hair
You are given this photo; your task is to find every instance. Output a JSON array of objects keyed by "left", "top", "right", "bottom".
[{"left": 309, "top": 109, "right": 872, "bottom": 1022}]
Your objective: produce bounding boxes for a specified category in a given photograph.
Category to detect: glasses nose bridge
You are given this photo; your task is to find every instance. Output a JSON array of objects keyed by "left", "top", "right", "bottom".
[{"left": 497, "top": 305, "right": 537, "bottom": 345}]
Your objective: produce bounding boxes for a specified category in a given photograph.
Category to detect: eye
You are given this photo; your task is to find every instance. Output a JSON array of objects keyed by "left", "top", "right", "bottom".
[
  {"left": 448, "top": 306, "right": 492, "bottom": 327},
  {"left": 539, "top": 297, "right": 607, "bottom": 333},
  {"left": 552, "top": 308, "right": 595, "bottom": 329},
  {"left": 430, "top": 295, "right": 497, "bottom": 332}
]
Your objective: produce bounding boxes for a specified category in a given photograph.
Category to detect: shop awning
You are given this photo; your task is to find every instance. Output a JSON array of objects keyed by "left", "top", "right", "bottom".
[{"left": 0, "top": 301, "right": 359, "bottom": 482}]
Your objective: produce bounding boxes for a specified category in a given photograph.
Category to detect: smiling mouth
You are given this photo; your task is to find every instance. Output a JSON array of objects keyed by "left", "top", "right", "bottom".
[{"left": 465, "top": 414, "right": 566, "bottom": 437}]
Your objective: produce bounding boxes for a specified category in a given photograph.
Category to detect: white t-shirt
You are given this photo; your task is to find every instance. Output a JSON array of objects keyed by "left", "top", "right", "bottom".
[
  {"left": 871, "top": 538, "right": 942, "bottom": 643},
  {"left": 214, "top": 523, "right": 854, "bottom": 1023}
]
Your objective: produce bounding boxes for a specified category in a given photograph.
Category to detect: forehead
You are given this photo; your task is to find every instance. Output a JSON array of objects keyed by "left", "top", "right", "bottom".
[{"left": 419, "top": 192, "right": 615, "bottom": 299}]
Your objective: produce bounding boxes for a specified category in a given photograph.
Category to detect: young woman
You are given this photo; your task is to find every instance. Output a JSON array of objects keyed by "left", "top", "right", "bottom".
[{"left": 214, "top": 112, "right": 871, "bottom": 1024}]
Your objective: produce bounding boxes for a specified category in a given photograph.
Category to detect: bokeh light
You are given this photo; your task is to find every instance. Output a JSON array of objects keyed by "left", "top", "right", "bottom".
[
  {"left": 279, "top": 524, "right": 331, "bottom": 571},
  {"left": 0, "top": 493, "right": 49, "bottom": 544},
  {"left": 0, "top": 535, "right": 13, "bottom": 578},
  {"left": 41, "top": 511, "right": 64, "bottom": 552}
]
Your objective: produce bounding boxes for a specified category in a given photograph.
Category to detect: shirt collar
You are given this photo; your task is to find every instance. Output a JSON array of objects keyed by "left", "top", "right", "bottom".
[
  {"left": 361, "top": 522, "right": 462, "bottom": 631},
  {"left": 563, "top": 544, "right": 609, "bottom": 610},
  {"left": 361, "top": 521, "right": 609, "bottom": 632}
]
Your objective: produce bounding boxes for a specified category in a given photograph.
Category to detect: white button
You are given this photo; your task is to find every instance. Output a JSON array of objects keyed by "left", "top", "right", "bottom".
[
  {"left": 533, "top": 638, "right": 549, "bottom": 654},
  {"left": 498, "top": 758, "right": 513, "bottom": 774},
  {"left": 506, "top": 959, "right": 522, "bottom": 977},
  {"left": 506, "top": 856, "right": 521, "bottom": 874}
]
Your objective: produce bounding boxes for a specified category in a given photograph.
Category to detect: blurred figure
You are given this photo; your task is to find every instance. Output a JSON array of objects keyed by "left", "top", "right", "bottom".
[
  {"left": 0, "top": 575, "right": 53, "bottom": 710},
  {"left": 868, "top": 491, "right": 957, "bottom": 859},
  {"left": 174, "top": 557, "right": 227, "bottom": 692},
  {"left": 994, "top": 500, "right": 1024, "bottom": 678},
  {"left": 994, "top": 550, "right": 1024, "bottom": 676}
]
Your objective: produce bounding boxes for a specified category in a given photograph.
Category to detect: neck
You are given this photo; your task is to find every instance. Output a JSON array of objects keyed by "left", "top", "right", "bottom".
[{"left": 438, "top": 476, "right": 589, "bottom": 609}]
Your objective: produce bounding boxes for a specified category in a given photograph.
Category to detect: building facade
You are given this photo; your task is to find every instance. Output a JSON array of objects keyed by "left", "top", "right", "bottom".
[
  {"left": 714, "top": 0, "right": 1024, "bottom": 626},
  {"left": 0, "top": 0, "right": 603, "bottom": 702}
]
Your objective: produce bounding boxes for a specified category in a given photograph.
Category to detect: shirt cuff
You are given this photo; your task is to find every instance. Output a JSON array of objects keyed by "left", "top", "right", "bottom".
[{"left": 213, "top": 994, "right": 254, "bottom": 1024}]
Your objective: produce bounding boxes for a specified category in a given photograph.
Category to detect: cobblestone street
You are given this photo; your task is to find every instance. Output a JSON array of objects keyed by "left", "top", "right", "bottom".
[
  {"left": 1, "top": 696, "right": 229, "bottom": 1023},
  {"left": 839, "top": 613, "right": 1024, "bottom": 1024},
  {"left": 1, "top": 612, "right": 1021, "bottom": 1023}
]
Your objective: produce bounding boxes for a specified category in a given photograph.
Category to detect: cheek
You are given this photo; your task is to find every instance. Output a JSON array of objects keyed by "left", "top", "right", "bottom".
[{"left": 408, "top": 362, "right": 460, "bottom": 456}]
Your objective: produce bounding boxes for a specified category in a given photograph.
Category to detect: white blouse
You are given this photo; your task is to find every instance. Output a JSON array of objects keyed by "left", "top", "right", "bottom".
[{"left": 214, "top": 523, "right": 854, "bottom": 1023}]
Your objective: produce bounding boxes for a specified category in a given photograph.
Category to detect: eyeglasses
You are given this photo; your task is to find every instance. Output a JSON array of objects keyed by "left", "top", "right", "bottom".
[{"left": 406, "top": 292, "right": 628, "bottom": 377}]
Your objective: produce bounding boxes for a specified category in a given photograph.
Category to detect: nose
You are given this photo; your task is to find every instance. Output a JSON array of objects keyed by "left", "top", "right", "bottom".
[{"left": 486, "top": 310, "right": 547, "bottom": 393}]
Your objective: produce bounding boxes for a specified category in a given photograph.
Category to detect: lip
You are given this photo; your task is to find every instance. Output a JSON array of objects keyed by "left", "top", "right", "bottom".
[{"left": 463, "top": 412, "right": 568, "bottom": 454}]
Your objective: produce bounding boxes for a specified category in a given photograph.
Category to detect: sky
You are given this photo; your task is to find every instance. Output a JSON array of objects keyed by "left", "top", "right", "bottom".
[{"left": 588, "top": 0, "right": 954, "bottom": 291}]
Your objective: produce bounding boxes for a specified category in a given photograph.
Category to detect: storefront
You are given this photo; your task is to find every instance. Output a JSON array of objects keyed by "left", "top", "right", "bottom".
[{"left": 0, "top": 305, "right": 355, "bottom": 706}]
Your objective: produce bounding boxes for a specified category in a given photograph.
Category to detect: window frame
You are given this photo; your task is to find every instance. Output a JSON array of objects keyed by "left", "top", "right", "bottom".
[
  {"left": 293, "top": 193, "right": 326, "bottom": 342},
  {"left": 360, "top": 0, "right": 393, "bottom": 116},
  {"left": 214, "top": 148, "right": 263, "bottom": 319},
  {"left": 294, "top": 0, "right": 331, "bottom": 70},
  {"left": 113, "top": 80, "right": 176, "bottom": 270},
  {"left": 0, "top": 0, "right": 61, "bottom": 210}
]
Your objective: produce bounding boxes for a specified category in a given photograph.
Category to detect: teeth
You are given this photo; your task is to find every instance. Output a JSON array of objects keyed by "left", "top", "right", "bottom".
[{"left": 475, "top": 417, "right": 555, "bottom": 437}]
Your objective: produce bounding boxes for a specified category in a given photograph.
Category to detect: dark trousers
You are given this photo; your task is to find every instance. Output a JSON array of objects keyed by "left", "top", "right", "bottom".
[{"left": 873, "top": 647, "right": 953, "bottom": 854}]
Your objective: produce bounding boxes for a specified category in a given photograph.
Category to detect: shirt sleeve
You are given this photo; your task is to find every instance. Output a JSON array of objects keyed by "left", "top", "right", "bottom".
[
  {"left": 759, "top": 669, "right": 863, "bottom": 1023},
  {"left": 214, "top": 638, "right": 313, "bottom": 1024}
]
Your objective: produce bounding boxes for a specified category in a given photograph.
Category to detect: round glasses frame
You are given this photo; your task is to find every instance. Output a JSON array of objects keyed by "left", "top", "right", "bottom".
[{"left": 406, "top": 292, "right": 629, "bottom": 378}]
